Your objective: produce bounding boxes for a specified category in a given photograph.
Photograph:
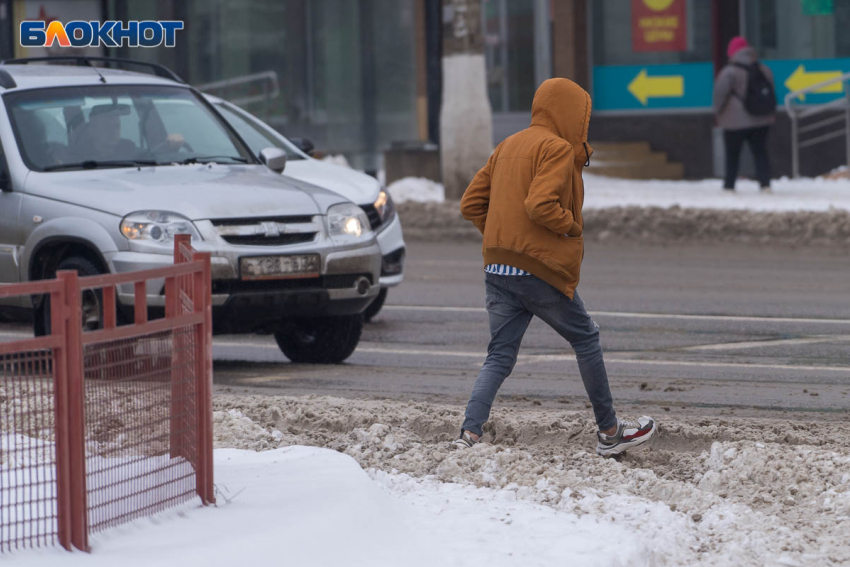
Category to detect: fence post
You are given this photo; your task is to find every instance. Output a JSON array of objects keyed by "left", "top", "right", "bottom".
[
  {"left": 192, "top": 251, "right": 215, "bottom": 505},
  {"left": 57, "top": 271, "right": 89, "bottom": 552},
  {"left": 169, "top": 236, "right": 190, "bottom": 462},
  {"left": 49, "top": 282, "right": 73, "bottom": 551}
]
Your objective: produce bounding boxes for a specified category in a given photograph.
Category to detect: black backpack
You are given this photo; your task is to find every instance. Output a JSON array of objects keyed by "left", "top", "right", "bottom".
[{"left": 732, "top": 62, "right": 776, "bottom": 116}]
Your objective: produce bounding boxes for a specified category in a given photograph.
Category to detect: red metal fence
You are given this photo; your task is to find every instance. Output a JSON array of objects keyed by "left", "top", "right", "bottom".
[{"left": 0, "top": 234, "right": 213, "bottom": 553}]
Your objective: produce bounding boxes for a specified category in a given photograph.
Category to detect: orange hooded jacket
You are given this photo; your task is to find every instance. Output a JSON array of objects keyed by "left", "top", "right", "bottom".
[{"left": 460, "top": 78, "right": 593, "bottom": 299}]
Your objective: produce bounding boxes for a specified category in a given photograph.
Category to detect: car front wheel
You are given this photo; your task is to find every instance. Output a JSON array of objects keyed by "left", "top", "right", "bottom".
[
  {"left": 274, "top": 314, "right": 363, "bottom": 364},
  {"left": 35, "top": 255, "right": 104, "bottom": 336}
]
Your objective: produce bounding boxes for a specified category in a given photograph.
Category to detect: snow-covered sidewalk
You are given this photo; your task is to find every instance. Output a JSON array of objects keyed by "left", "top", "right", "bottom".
[
  {"left": 387, "top": 172, "right": 850, "bottom": 213},
  {"left": 582, "top": 173, "right": 850, "bottom": 212},
  {"left": 11, "top": 446, "right": 652, "bottom": 567},
  {"left": 9, "top": 396, "right": 850, "bottom": 566}
]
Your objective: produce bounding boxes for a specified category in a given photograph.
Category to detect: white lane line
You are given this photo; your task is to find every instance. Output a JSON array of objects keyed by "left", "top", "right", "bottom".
[
  {"left": 214, "top": 341, "right": 850, "bottom": 373},
  {"left": 682, "top": 335, "right": 850, "bottom": 352},
  {"left": 384, "top": 305, "right": 850, "bottom": 325}
]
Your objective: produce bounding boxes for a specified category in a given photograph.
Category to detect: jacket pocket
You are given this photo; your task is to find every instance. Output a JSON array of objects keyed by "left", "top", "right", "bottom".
[{"left": 549, "top": 235, "right": 583, "bottom": 282}]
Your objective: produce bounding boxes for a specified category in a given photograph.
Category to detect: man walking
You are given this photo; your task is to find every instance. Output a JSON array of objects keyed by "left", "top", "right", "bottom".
[
  {"left": 453, "top": 78, "right": 655, "bottom": 457},
  {"left": 713, "top": 36, "right": 776, "bottom": 192}
]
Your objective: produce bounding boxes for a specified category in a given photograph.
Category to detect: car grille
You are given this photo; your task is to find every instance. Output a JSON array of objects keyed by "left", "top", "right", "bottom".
[
  {"left": 221, "top": 234, "right": 315, "bottom": 246},
  {"left": 360, "top": 204, "right": 382, "bottom": 231},
  {"left": 211, "top": 215, "right": 320, "bottom": 246},
  {"left": 209, "top": 274, "right": 373, "bottom": 295}
]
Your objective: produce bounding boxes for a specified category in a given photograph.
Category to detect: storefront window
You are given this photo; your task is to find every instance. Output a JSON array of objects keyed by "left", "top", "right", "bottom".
[
  {"left": 482, "top": 0, "right": 536, "bottom": 113},
  {"left": 591, "top": 0, "right": 713, "bottom": 66},
  {"left": 745, "top": 0, "right": 850, "bottom": 60},
  {"left": 110, "top": 0, "right": 420, "bottom": 171}
]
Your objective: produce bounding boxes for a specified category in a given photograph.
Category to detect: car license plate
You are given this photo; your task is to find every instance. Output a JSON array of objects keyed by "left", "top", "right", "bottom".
[{"left": 240, "top": 254, "right": 320, "bottom": 280}]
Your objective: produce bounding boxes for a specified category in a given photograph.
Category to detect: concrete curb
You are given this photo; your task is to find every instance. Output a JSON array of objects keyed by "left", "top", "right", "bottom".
[{"left": 397, "top": 202, "right": 850, "bottom": 247}]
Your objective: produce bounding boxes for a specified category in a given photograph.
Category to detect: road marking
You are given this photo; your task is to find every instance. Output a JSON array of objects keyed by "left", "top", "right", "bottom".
[
  {"left": 384, "top": 305, "right": 850, "bottom": 325},
  {"left": 214, "top": 340, "right": 850, "bottom": 373},
  {"left": 682, "top": 335, "right": 850, "bottom": 352}
]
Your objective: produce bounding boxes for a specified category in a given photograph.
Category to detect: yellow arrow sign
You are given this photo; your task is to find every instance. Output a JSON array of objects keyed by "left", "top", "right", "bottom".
[
  {"left": 785, "top": 64, "right": 843, "bottom": 101},
  {"left": 627, "top": 68, "right": 684, "bottom": 106}
]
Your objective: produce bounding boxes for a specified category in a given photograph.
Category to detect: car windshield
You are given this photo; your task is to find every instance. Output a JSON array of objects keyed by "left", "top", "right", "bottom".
[
  {"left": 4, "top": 85, "right": 255, "bottom": 171},
  {"left": 213, "top": 102, "right": 305, "bottom": 161}
]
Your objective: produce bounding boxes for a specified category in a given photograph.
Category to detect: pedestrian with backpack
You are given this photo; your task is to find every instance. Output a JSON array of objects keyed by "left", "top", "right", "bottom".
[{"left": 713, "top": 36, "right": 776, "bottom": 192}]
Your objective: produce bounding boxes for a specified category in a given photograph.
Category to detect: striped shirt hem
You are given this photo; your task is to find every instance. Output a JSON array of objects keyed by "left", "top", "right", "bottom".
[{"left": 484, "top": 264, "right": 531, "bottom": 276}]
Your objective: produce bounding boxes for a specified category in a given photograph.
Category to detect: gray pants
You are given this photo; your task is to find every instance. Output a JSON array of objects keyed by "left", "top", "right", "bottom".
[{"left": 461, "top": 273, "right": 617, "bottom": 436}]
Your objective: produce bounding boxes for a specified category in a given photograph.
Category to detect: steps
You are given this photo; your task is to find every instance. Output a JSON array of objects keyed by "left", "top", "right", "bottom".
[{"left": 589, "top": 141, "right": 684, "bottom": 180}]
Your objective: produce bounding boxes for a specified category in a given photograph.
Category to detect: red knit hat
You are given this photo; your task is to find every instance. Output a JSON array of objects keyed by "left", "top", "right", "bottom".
[{"left": 727, "top": 36, "right": 749, "bottom": 58}]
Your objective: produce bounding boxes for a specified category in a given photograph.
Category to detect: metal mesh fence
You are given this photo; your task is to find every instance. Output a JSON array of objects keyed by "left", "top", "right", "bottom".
[
  {"left": 0, "top": 348, "right": 59, "bottom": 552},
  {"left": 83, "top": 328, "right": 199, "bottom": 533},
  {"left": 0, "top": 235, "right": 213, "bottom": 553}
]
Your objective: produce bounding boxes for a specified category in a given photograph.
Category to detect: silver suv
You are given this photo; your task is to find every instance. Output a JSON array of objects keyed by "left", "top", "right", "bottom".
[{"left": 0, "top": 57, "right": 381, "bottom": 364}]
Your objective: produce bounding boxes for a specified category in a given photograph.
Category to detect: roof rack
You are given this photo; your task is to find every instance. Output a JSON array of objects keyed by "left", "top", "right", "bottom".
[{"left": 0, "top": 56, "right": 184, "bottom": 83}]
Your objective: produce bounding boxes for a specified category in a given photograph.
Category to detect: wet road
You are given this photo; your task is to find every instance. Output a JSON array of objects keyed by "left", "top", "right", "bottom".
[
  {"left": 1, "top": 240, "right": 846, "bottom": 418},
  {"left": 212, "top": 240, "right": 850, "bottom": 420}
]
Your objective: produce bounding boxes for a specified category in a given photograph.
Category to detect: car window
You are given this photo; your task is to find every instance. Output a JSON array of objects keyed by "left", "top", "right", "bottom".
[
  {"left": 214, "top": 103, "right": 304, "bottom": 160},
  {"left": 4, "top": 85, "right": 254, "bottom": 171},
  {"left": 153, "top": 98, "right": 246, "bottom": 159}
]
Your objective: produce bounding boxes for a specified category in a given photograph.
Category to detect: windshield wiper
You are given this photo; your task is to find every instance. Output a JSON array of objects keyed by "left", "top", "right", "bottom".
[
  {"left": 42, "top": 159, "right": 158, "bottom": 171},
  {"left": 178, "top": 156, "right": 249, "bottom": 165}
]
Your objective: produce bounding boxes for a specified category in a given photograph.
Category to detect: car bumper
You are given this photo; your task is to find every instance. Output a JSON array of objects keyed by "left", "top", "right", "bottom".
[
  {"left": 375, "top": 213, "right": 405, "bottom": 287},
  {"left": 109, "top": 241, "right": 381, "bottom": 319}
]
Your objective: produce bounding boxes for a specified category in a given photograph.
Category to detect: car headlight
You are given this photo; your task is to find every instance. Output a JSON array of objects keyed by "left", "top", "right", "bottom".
[
  {"left": 120, "top": 211, "right": 201, "bottom": 243},
  {"left": 327, "top": 202, "right": 371, "bottom": 242},
  {"left": 373, "top": 189, "right": 396, "bottom": 224}
]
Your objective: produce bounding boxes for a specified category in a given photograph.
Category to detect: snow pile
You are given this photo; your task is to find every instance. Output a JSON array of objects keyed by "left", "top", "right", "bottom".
[
  {"left": 10, "top": 394, "right": 848, "bottom": 565},
  {"left": 8, "top": 447, "right": 435, "bottom": 567},
  {"left": 209, "top": 395, "right": 850, "bottom": 566},
  {"left": 6, "top": 443, "right": 658, "bottom": 567},
  {"left": 583, "top": 173, "right": 850, "bottom": 212},
  {"left": 391, "top": 173, "right": 850, "bottom": 245},
  {"left": 321, "top": 154, "right": 351, "bottom": 168},
  {"left": 387, "top": 176, "right": 445, "bottom": 204},
  {"left": 372, "top": 470, "right": 656, "bottom": 566}
]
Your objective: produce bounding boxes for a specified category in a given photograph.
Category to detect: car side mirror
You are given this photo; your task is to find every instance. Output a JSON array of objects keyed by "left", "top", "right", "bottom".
[
  {"left": 0, "top": 166, "right": 11, "bottom": 192},
  {"left": 290, "top": 137, "right": 315, "bottom": 157},
  {"left": 259, "top": 147, "right": 287, "bottom": 173}
]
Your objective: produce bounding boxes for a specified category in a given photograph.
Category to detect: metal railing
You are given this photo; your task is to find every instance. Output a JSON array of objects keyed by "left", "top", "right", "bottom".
[
  {"left": 196, "top": 70, "right": 280, "bottom": 119},
  {"left": 785, "top": 72, "right": 850, "bottom": 178},
  {"left": 0, "top": 235, "right": 213, "bottom": 553}
]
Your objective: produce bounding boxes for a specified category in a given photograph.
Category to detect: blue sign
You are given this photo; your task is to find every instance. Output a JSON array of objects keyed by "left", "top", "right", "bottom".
[
  {"left": 764, "top": 58, "right": 850, "bottom": 105},
  {"left": 593, "top": 63, "right": 714, "bottom": 111}
]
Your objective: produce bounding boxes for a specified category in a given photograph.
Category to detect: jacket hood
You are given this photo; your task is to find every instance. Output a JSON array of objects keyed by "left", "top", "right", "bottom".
[
  {"left": 731, "top": 46, "right": 758, "bottom": 65},
  {"left": 530, "top": 78, "right": 593, "bottom": 166}
]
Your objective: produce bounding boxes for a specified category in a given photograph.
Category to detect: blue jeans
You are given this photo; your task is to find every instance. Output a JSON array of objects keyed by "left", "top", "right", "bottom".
[{"left": 461, "top": 273, "right": 617, "bottom": 436}]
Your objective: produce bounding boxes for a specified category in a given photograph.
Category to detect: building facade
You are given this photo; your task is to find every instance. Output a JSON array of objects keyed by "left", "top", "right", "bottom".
[{"left": 2, "top": 0, "right": 848, "bottom": 177}]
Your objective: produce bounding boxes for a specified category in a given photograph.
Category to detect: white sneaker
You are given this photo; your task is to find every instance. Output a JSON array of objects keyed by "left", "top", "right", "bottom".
[
  {"left": 451, "top": 430, "right": 478, "bottom": 449},
  {"left": 596, "top": 416, "right": 656, "bottom": 457}
]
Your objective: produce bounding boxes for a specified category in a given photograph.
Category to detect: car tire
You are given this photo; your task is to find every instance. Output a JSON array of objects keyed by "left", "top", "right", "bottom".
[
  {"left": 364, "top": 287, "right": 387, "bottom": 322},
  {"left": 35, "top": 255, "right": 104, "bottom": 336},
  {"left": 274, "top": 314, "right": 363, "bottom": 364}
]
